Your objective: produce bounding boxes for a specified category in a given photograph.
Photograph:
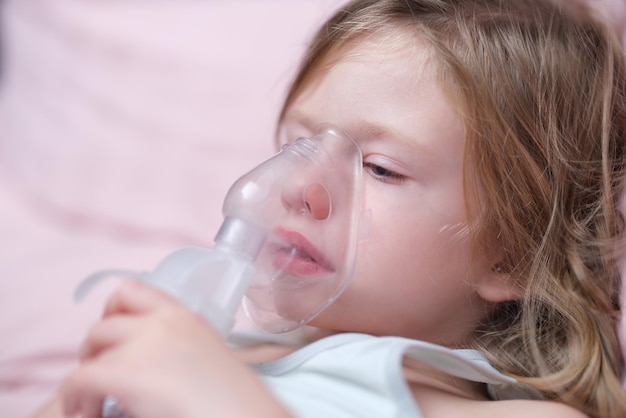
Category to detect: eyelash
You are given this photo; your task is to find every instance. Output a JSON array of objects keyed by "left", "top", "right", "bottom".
[{"left": 363, "top": 162, "right": 407, "bottom": 183}]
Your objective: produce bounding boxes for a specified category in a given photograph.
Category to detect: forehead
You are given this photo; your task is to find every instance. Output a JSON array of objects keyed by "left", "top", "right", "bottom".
[
  {"left": 322, "top": 26, "right": 436, "bottom": 80},
  {"left": 286, "top": 27, "right": 443, "bottom": 125},
  {"left": 286, "top": 28, "right": 448, "bottom": 127},
  {"left": 283, "top": 27, "right": 466, "bottom": 161}
]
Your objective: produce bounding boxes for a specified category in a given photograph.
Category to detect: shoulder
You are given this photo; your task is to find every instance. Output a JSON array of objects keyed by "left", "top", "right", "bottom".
[
  {"left": 411, "top": 383, "right": 586, "bottom": 418},
  {"left": 478, "top": 399, "right": 587, "bottom": 418}
]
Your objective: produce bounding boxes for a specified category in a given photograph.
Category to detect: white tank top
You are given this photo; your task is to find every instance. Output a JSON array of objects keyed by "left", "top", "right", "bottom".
[{"left": 233, "top": 332, "right": 542, "bottom": 418}]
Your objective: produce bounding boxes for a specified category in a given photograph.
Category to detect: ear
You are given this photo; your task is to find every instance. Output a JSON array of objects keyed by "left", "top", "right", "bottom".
[{"left": 474, "top": 266, "right": 525, "bottom": 303}]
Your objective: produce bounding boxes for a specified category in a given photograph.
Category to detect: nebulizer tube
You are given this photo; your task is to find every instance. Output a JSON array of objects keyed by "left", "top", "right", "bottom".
[{"left": 74, "top": 124, "right": 364, "bottom": 417}]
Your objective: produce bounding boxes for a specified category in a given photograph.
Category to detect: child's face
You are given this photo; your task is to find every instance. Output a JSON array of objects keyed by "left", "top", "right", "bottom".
[{"left": 280, "top": 35, "right": 494, "bottom": 344}]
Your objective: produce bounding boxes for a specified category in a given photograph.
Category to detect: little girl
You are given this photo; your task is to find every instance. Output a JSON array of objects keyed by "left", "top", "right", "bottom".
[{"left": 34, "top": 0, "right": 626, "bottom": 417}]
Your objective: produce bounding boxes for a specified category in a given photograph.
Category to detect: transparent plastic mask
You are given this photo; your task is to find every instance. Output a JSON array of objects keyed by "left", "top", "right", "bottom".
[
  {"left": 75, "top": 124, "right": 363, "bottom": 337},
  {"left": 226, "top": 124, "right": 364, "bottom": 333}
]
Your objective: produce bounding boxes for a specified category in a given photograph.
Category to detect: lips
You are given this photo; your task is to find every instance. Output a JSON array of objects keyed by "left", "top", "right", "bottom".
[{"left": 272, "top": 227, "right": 335, "bottom": 277}]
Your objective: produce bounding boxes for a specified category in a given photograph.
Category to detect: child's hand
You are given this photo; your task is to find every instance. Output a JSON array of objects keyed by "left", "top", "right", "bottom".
[{"left": 59, "top": 280, "right": 289, "bottom": 418}]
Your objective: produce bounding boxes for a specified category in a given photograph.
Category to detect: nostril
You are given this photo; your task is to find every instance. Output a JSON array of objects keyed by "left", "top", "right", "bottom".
[{"left": 304, "top": 183, "right": 332, "bottom": 221}]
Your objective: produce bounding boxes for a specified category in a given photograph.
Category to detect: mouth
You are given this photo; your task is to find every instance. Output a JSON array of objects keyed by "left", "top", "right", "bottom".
[{"left": 272, "top": 227, "right": 335, "bottom": 277}]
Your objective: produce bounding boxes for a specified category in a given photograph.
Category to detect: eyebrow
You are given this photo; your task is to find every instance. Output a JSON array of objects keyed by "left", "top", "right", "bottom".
[{"left": 282, "top": 110, "right": 436, "bottom": 157}]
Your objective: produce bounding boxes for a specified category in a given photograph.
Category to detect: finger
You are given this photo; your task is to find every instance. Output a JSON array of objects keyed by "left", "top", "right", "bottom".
[
  {"left": 103, "top": 279, "right": 178, "bottom": 318},
  {"left": 61, "top": 367, "right": 108, "bottom": 418},
  {"left": 77, "top": 396, "right": 106, "bottom": 418},
  {"left": 79, "top": 315, "right": 141, "bottom": 361},
  {"left": 64, "top": 390, "right": 108, "bottom": 418}
]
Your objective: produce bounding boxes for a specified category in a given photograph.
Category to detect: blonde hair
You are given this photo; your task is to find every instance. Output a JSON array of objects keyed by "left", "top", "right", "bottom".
[{"left": 278, "top": 0, "right": 626, "bottom": 417}]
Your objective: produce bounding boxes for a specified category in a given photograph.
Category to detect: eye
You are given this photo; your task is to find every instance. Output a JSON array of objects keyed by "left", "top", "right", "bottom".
[{"left": 363, "top": 162, "right": 407, "bottom": 184}]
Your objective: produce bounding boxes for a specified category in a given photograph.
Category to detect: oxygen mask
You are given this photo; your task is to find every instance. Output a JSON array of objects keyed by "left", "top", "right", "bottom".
[
  {"left": 235, "top": 124, "right": 363, "bottom": 332},
  {"left": 76, "top": 124, "right": 364, "bottom": 334}
]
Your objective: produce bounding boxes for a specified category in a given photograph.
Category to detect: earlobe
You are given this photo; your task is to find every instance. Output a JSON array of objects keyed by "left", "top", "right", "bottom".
[{"left": 475, "top": 268, "right": 525, "bottom": 303}]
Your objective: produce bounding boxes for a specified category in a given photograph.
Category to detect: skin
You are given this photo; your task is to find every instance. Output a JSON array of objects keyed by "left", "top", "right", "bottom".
[
  {"left": 33, "top": 32, "right": 586, "bottom": 418},
  {"left": 279, "top": 34, "right": 518, "bottom": 346}
]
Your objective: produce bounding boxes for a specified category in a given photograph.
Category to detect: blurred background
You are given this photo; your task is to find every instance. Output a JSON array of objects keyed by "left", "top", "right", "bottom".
[{"left": 0, "top": 1, "right": 342, "bottom": 416}]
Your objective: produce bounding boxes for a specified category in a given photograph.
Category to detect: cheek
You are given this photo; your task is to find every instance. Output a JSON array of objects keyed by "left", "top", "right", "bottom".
[
  {"left": 359, "top": 220, "right": 458, "bottom": 275},
  {"left": 355, "top": 202, "right": 477, "bottom": 284},
  {"left": 349, "top": 228, "right": 476, "bottom": 323}
]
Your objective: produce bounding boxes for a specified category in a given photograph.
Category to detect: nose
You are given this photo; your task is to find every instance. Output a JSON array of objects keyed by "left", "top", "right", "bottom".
[{"left": 282, "top": 181, "right": 332, "bottom": 221}]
